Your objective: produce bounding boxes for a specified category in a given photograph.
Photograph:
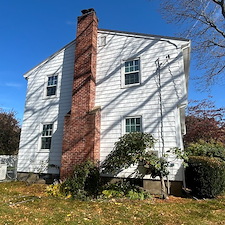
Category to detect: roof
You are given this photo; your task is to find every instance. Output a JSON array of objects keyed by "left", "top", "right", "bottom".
[
  {"left": 23, "top": 28, "right": 190, "bottom": 79},
  {"left": 98, "top": 28, "right": 190, "bottom": 42}
]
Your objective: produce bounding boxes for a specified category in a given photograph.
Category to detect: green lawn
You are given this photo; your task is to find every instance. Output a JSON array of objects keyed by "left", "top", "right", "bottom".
[{"left": 0, "top": 182, "right": 225, "bottom": 225}]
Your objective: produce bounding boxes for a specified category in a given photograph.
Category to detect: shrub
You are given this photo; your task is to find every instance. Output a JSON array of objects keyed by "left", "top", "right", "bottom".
[
  {"left": 101, "top": 180, "right": 151, "bottom": 200},
  {"left": 46, "top": 183, "right": 63, "bottom": 197},
  {"left": 60, "top": 160, "right": 101, "bottom": 200},
  {"left": 101, "top": 132, "right": 156, "bottom": 174},
  {"left": 186, "top": 139, "right": 225, "bottom": 161},
  {"left": 185, "top": 156, "right": 225, "bottom": 198}
]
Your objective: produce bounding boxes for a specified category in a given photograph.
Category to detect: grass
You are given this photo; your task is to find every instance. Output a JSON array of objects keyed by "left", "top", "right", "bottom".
[{"left": 0, "top": 182, "right": 225, "bottom": 225}]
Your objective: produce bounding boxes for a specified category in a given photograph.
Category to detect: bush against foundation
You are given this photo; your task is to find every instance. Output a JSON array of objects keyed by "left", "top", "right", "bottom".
[
  {"left": 101, "top": 132, "right": 156, "bottom": 174},
  {"left": 185, "top": 156, "right": 225, "bottom": 198},
  {"left": 60, "top": 160, "right": 101, "bottom": 200},
  {"left": 102, "top": 180, "right": 151, "bottom": 200}
]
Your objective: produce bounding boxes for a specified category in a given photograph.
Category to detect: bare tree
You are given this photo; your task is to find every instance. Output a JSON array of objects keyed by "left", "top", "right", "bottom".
[{"left": 156, "top": 0, "right": 225, "bottom": 88}]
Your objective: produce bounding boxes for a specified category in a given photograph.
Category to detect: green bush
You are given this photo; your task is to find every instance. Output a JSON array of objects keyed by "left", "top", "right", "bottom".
[
  {"left": 102, "top": 180, "right": 151, "bottom": 200},
  {"left": 60, "top": 160, "right": 101, "bottom": 200},
  {"left": 186, "top": 139, "right": 225, "bottom": 161},
  {"left": 185, "top": 156, "right": 225, "bottom": 198},
  {"left": 101, "top": 132, "right": 156, "bottom": 174}
]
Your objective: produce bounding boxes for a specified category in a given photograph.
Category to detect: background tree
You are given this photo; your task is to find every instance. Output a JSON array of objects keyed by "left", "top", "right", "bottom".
[
  {"left": 155, "top": 0, "right": 225, "bottom": 88},
  {"left": 0, "top": 109, "right": 21, "bottom": 155},
  {"left": 184, "top": 99, "right": 225, "bottom": 146}
]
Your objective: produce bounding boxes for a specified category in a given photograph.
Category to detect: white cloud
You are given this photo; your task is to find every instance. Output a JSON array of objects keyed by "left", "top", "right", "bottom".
[{"left": 5, "top": 83, "right": 22, "bottom": 88}]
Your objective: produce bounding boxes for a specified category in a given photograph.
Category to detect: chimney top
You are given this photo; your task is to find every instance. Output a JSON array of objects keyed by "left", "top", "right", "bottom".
[{"left": 81, "top": 8, "right": 95, "bottom": 15}]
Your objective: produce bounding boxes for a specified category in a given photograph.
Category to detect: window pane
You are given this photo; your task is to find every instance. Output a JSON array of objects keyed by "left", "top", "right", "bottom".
[
  {"left": 134, "top": 73, "right": 139, "bottom": 83},
  {"left": 125, "top": 74, "right": 130, "bottom": 85},
  {"left": 136, "top": 126, "right": 141, "bottom": 132},
  {"left": 48, "top": 77, "right": 52, "bottom": 86},
  {"left": 53, "top": 76, "right": 57, "bottom": 85},
  {"left": 131, "top": 126, "right": 135, "bottom": 132},
  {"left": 41, "top": 137, "right": 52, "bottom": 149},
  {"left": 125, "top": 72, "right": 139, "bottom": 85},
  {"left": 125, "top": 60, "right": 140, "bottom": 75},
  {"left": 47, "top": 87, "right": 56, "bottom": 96},
  {"left": 136, "top": 118, "right": 140, "bottom": 124},
  {"left": 126, "top": 125, "right": 130, "bottom": 133}
]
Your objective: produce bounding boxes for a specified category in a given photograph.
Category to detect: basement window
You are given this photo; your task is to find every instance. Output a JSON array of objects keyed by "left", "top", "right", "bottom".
[
  {"left": 41, "top": 124, "right": 53, "bottom": 149},
  {"left": 125, "top": 116, "right": 142, "bottom": 133},
  {"left": 46, "top": 75, "right": 58, "bottom": 96}
]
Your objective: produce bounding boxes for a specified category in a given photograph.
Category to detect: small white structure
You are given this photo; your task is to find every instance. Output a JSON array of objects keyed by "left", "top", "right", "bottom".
[{"left": 0, "top": 164, "right": 7, "bottom": 180}]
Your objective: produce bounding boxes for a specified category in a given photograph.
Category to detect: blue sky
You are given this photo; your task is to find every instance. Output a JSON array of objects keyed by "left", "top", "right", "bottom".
[{"left": 0, "top": 0, "right": 223, "bottom": 123}]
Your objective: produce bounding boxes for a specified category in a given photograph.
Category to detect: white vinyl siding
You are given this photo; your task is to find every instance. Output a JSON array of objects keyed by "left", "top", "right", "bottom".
[
  {"left": 17, "top": 41, "right": 75, "bottom": 174},
  {"left": 96, "top": 30, "right": 189, "bottom": 181}
]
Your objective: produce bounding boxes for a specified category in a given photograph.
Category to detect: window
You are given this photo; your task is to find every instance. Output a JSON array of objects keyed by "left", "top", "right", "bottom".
[
  {"left": 41, "top": 124, "right": 53, "bottom": 149},
  {"left": 125, "top": 117, "right": 142, "bottom": 133},
  {"left": 46, "top": 75, "right": 58, "bottom": 96},
  {"left": 125, "top": 59, "right": 140, "bottom": 85}
]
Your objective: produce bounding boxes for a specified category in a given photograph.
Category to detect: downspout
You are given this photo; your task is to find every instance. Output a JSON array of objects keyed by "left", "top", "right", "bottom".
[{"left": 181, "top": 42, "right": 191, "bottom": 191}]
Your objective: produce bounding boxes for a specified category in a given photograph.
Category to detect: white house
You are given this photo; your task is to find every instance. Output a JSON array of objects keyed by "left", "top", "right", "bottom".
[{"left": 17, "top": 9, "right": 190, "bottom": 191}]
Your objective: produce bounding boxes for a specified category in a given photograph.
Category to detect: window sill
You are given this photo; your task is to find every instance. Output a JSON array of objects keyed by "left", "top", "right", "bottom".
[
  {"left": 38, "top": 149, "right": 50, "bottom": 153},
  {"left": 42, "top": 95, "right": 58, "bottom": 100},
  {"left": 121, "top": 82, "right": 141, "bottom": 89}
]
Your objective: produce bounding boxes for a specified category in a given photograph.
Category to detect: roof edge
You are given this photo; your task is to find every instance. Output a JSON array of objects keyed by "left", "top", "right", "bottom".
[
  {"left": 23, "top": 39, "right": 76, "bottom": 79},
  {"left": 98, "top": 28, "right": 190, "bottom": 42}
]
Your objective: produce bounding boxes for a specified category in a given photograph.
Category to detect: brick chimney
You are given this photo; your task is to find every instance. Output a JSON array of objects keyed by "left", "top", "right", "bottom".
[{"left": 60, "top": 9, "right": 101, "bottom": 179}]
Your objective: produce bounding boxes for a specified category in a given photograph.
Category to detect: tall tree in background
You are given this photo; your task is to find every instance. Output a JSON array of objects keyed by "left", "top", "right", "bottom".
[
  {"left": 184, "top": 99, "right": 225, "bottom": 146},
  {"left": 156, "top": 0, "right": 225, "bottom": 88},
  {"left": 0, "top": 109, "right": 21, "bottom": 155}
]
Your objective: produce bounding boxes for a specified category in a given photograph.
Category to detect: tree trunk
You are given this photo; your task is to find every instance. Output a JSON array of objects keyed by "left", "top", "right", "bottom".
[{"left": 160, "top": 175, "right": 169, "bottom": 199}]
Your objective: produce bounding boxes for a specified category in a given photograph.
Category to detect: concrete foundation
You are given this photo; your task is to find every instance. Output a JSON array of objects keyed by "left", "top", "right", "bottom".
[
  {"left": 17, "top": 172, "right": 59, "bottom": 184},
  {"left": 143, "top": 180, "right": 183, "bottom": 196}
]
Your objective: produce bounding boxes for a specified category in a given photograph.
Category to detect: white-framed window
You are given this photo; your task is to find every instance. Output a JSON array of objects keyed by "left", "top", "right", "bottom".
[
  {"left": 124, "top": 59, "right": 140, "bottom": 86},
  {"left": 41, "top": 124, "right": 53, "bottom": 149},
  {"left": 46, "top": 75, "right": 58, "bottom": 96},
  {"left": 125, "top": 116, "right": 142, "bottom": 133}
]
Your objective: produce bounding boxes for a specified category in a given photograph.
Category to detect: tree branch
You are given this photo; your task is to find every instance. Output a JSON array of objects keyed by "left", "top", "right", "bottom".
[
  {"left": 212, "top": 0, "right": 225, "bottom": 18},
  {"left": 201, "top": 13, "right": 225, "bottom": 39}
]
